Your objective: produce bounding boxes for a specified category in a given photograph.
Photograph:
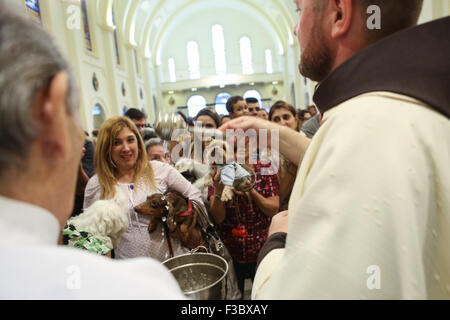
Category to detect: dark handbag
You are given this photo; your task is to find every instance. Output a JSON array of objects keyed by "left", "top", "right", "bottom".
[{"left": 191, "top": 200, "right": 242, "bottom": 300}]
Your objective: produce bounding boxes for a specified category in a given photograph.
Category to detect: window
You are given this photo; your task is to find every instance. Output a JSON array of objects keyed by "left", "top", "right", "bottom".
[
  {"left": 112, "top": 7, "right": 120, "bottom": 65},
  {"left": 187, "top": 41, "right": 200, "bottom": 79},
  {"left": 265, "top": 49, "right": 273, "bottom": 74},
  {"left": 212, "top": 25, "right": 227, "bottom": 75},
  {"left": 243, "top": 89, "right": 262, "bottom": 107},
  {"left": 215, "top": 92, "right": 232, "bottom": 115},
  {"left": 93, "top": 104, "right": 103, "bottom": 116},
  {"left": 81, "top": 0, "right": 93, "bottom": 52},
  {"left": 240, "top": 36, "right": 254, "bottom": 75},
  {"left": 25, "top": 0, "right": 42, "bottom": 24},
  {"left": 168, "top": 58, "right": 176, "bottom": 82},
  {"left": 93, "top": 103, "right": 106, "bottom": 129},
  {"left": 134, "top": 49, "right": 139, "bottom": 74},
  {"left": 187, "top": 95, "right": 206, "bottom": 118}
]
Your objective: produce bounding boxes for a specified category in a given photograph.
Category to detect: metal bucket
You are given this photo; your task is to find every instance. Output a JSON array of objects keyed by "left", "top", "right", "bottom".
[{"left": 162, "top": 252, "right": 228, "bottom": 300}]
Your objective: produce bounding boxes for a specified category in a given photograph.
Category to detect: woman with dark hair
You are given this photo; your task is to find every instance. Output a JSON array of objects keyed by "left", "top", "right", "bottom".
[
  {"left": 208, "top": 138, "right": 279, "bottom": 298},
  {"left": 195, "top": 108, "right": 221, "bottom": 129},
  {"left": 269, "top": 100, "right": 300, "bottom": 132},
  {"left": 269, "top": 101, "right": 302, "bottom": 211}
]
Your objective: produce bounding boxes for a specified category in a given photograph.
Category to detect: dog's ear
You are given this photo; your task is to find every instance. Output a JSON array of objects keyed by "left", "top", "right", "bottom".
[
  {"left": 147, "top": 193, "right": 161, "bottom": 200},
  {"left": 167, "top": 194, "right": 188, "bottom": 215}
]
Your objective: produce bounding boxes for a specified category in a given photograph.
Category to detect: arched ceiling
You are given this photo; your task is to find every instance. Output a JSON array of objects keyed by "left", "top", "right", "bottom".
[
  {"left": 155, "top": 0, "right": 285, "bottom": 65},
  {"left": 107, "top": 0, "right": 298, "bottom": 63}
]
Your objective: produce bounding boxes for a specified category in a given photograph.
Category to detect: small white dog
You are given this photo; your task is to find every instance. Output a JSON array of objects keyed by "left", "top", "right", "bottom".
[
  {"left": 66, "top": 187, "right": 129, "bottom": 251},
  {"left": 175, "top": 157, "right": 210, "bottom": 202}
]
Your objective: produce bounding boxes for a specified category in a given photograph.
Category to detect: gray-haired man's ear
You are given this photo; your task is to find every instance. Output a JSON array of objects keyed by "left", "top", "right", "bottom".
[{"left": 34, "top": 72, "right": 75, "bottom": 163}]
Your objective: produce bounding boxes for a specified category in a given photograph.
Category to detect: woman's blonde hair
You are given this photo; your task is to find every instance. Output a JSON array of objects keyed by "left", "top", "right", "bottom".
[{"left": 94, "top": 116, "right": 156, "bottom": 199}]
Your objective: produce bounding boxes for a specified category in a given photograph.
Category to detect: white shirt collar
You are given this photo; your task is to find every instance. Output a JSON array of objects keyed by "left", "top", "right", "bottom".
[{"left": 0, "top": 195, "right": 60, "bottom": 246}]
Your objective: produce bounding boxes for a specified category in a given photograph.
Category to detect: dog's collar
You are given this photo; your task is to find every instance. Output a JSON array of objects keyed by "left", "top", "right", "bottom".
[{"left": 178, "top": 200, "right": 193, "bottom": 217}]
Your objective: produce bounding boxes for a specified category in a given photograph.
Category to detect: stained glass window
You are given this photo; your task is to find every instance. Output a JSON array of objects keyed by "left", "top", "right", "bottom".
[
  {"left": 134, "top": 49, "right": 139, "bottom": 74},
  {"left": 112, "top": 7, "right": 120, "bottom": 65},
  {"left": 25, "top": 0, "right": 42, "bottom": 25},
  {"left": 80, "top": 0, "right": 92, "bottom": 52}
]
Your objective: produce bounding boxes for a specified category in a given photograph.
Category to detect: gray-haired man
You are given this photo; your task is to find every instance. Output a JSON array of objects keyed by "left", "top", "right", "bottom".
[{"left": 0, "top": 2, "right": 184, "bottom": 299}]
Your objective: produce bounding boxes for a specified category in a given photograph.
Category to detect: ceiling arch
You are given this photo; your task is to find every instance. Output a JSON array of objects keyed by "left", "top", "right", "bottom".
[
  {"left": 158, "top": 0, "right": 283, "bottom": 66},
  {"left": 132, "top": 0, "right": 298, "bottom": 64}
]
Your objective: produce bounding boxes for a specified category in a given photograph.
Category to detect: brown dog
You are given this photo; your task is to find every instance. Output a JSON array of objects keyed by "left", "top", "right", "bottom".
[
  {"left": 166, "top": 192, "right": 205, "bottom": 250},
  {"left": 134, "top": 193, "right": 205, "bottom": 250},
  {"left": 134, "top": 193, "right": 168, "bottom": 233}
]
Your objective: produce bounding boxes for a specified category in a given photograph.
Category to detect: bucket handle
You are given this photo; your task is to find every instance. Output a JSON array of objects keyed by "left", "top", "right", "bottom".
[{"left": 190, "top": 245, "right": 209, "bottom": 254}]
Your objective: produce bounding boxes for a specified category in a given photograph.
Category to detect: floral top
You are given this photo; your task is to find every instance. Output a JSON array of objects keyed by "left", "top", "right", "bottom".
[{"left": 208, "top": 161, "right": 279, "bottom": 263}]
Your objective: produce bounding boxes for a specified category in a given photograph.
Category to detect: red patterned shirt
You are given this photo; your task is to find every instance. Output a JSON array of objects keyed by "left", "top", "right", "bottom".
[{"left": 208, "top": 161, "right": 280, "bottom": 263}]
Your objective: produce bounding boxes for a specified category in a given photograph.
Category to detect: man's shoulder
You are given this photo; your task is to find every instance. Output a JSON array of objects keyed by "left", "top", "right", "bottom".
[
  {"left": 326, "top": 92, "right": 446, "bottom": 123},
  {"left": 315, "top": 92, "right": 450, "bottom": 157},
  {"left": 0, "top": 245, "right": 185, "bottom": 299}
]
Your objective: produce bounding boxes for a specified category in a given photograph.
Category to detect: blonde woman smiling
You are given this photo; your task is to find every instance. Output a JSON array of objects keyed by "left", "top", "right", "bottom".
[{"left": 84, "top": 117, "right": 204, "bottom": 261}]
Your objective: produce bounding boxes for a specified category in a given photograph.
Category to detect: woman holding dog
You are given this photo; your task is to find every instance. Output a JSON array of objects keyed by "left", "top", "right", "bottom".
[
  {"left": 208, "top": 137, "right": 280, "bottom": 298},
  {"left": 84, "top": 116, "right": 204, "bottom": 262}
]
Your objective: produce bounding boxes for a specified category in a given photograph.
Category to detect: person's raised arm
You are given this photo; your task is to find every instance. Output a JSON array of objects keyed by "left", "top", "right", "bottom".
[
  {"left": 208, "top": 167, "right": 227, "bottom": 224},
  {"left": 219, "top": 116, "right": 310, "bottom": 167},
  {"left": 248, "top": 189, "right": 279, "bottom": 217}
]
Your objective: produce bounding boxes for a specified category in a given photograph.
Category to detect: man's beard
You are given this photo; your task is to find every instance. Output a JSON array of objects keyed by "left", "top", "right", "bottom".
[{"left": 298, "top": 22, "right": 333, "bottom": 82}]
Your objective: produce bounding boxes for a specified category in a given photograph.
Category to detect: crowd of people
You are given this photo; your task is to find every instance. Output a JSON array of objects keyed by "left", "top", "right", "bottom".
[
  {"left": 73, "top": 96, "right": 316, "bottom": 298},
  {"left": 1, "top": 0, "right": 449, "bottom": 300}
]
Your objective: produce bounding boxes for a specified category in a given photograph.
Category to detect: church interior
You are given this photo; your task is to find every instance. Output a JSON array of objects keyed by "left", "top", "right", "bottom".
[{"left": 6, "top": 0, "right": 449, "bottom": 133}]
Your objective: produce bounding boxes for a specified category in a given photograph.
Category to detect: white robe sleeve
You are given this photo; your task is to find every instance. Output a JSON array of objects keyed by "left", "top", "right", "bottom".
[{"left": 253, "top": 94, "right": 450, "bottom": 299}]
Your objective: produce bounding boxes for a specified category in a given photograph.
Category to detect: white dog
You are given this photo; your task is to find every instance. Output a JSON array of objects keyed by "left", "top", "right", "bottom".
[
  {"left": 175, "top": 157, "right": 210, "bottom": 202},
  {"left": 66, "top": 187, "right": 129, "bottom": 251}
]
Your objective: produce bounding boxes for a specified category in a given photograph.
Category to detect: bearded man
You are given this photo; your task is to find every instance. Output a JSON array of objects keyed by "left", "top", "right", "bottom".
[{"left": 221, "top": 0, "right": 449, "bottom": 299}]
